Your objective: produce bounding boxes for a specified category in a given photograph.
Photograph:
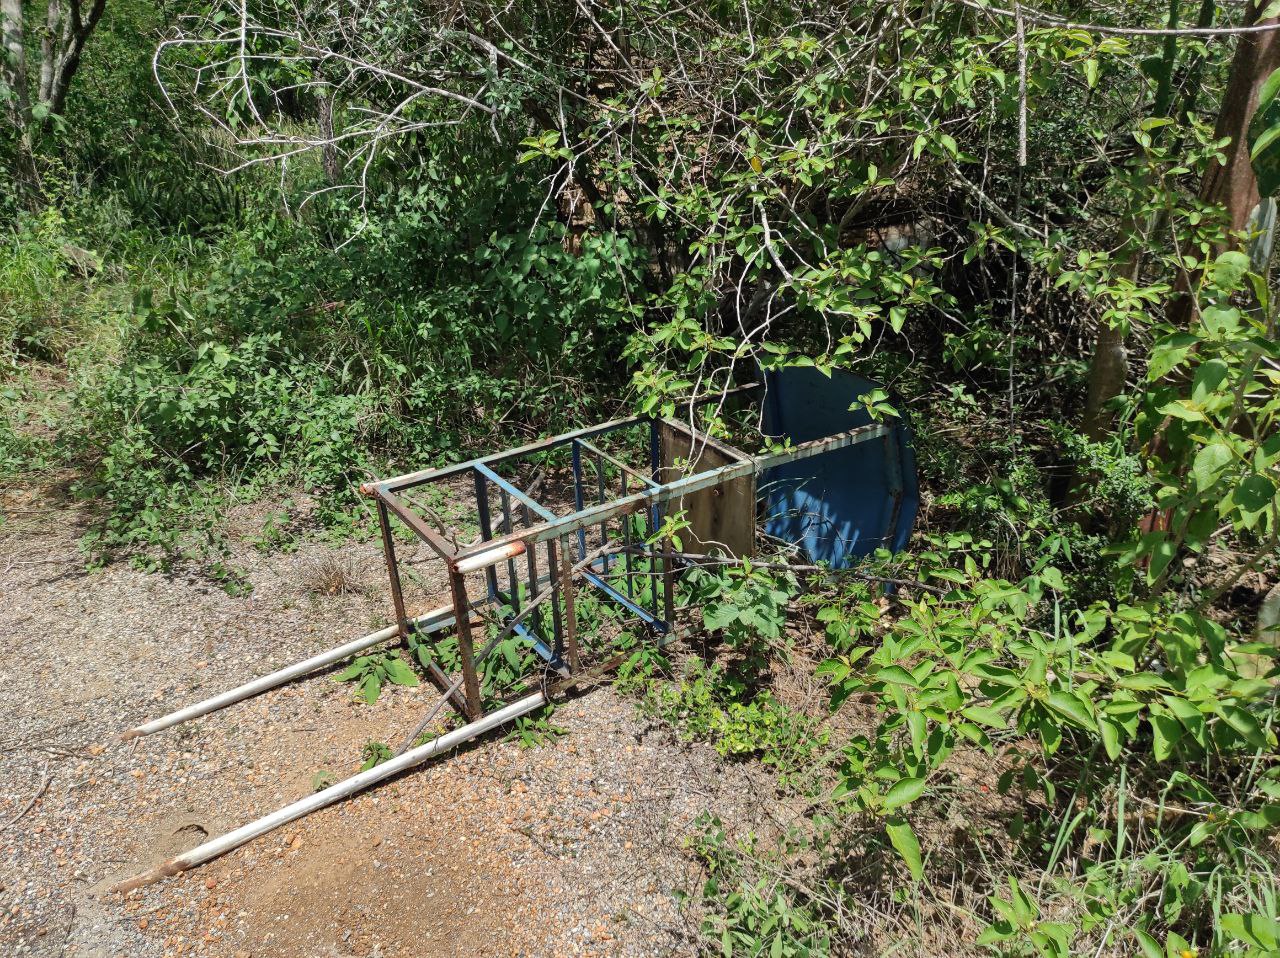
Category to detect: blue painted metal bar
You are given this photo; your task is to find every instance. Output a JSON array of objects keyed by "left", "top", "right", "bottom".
[
  {"left": 647, "top": 418, "right": 662, "bottom": 537},
  {"left": 473, "top": 463, "right": 557, "bottom": 522},
  {"left": 581, "top": 565, "right": 666, "bottom": 631},
  {"left": 494, "top": 585, "right": 566, "bottom": 671},
  {"left": 594, "top": 447, "right": 607, "bottom": 571},
  {"left": 473, "top": 470, "right": 499, "bottom": 601},
  {"left": 547, "top": 538, "right": 565, "bottom": 659},
  {"left": 511, "top": 619, "right": 566, "bottom": 674}
]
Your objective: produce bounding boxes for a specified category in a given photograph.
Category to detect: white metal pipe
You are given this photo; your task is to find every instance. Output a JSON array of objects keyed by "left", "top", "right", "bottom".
[
  {"left": 120, "top": 604, "right": 458, "bottom": 741},
  {"left": 454, "top": 540, "right": 526, "bottom": 575},
  {"left": 108, "top": 691, "right": 547, "bottom": 894}
]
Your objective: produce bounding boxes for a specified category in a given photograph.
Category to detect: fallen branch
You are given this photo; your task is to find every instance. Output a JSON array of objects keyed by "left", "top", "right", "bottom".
[
  {"left": 1, "top": 764, "right": 51, "bottom": 833},
  {"left": 617, "top": 546, "right": 949, "bottom": 596}
]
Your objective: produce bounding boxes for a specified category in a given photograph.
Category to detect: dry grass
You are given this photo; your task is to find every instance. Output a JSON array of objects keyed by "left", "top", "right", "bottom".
[{"left": 303, "top": 551, "right": 365, "bottom": 596}]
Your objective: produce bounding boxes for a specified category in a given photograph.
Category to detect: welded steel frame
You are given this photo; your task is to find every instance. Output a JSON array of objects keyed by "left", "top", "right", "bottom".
[{"left": 363, "top": 407, "right": 891, "bottom": 721}]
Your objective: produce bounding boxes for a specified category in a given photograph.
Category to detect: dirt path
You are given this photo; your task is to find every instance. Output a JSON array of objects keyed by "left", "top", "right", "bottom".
[{"left": 0, "top": 479, "right": 768, "bottom": 957}]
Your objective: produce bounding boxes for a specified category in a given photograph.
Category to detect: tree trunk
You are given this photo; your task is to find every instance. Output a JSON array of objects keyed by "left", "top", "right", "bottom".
[
  {"left": 2, "top": 0, "right": 107, "bottom": 199},
  {"left": 1, "top": 0, "right": 29, "bottom": 127},
  {"left": 1080, "top": 322, "right": 1129, "bottom": 440},
  {"left": 1, "top": 0, "right": 42, "bottom": 198},
  {"left": 1168, "top": 0, "right": 1280, "bottom": 326},
  {"left": 1077, "top": 0, "right": 1197, "bottom": 440}
]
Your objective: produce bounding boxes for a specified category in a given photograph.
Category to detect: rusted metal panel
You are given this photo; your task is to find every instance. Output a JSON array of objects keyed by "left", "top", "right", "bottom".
[{"left": 659, "top": 421, "right": 756, "bottom": 559}]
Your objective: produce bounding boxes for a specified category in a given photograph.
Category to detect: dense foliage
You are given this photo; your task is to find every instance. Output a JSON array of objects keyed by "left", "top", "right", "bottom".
[{"left": 3, "top": 0, "right": 1280, "bottom": 954}]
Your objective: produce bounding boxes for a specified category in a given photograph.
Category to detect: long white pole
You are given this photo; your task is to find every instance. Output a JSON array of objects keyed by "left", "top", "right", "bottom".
[
  {"left": 120, "top": 604, "right": 459, "bottom": 741},
  {"left": 109, "top": 691, "right": 547, "bottom": 894}
]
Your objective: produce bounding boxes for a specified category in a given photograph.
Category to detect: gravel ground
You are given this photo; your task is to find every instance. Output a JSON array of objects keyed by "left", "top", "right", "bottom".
[{"left": 0, "top": 478, "right": 772, "bottom": 957}]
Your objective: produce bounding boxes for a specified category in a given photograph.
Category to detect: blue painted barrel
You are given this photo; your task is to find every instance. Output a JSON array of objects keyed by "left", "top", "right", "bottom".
[{"left": 760, "top": 367, "right": 918, "bottom": 568}]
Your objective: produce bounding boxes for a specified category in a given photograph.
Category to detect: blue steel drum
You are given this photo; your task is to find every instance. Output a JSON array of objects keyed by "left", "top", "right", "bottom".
[{"left": 760, "top": 366, "right": 918, "bottom": 568}]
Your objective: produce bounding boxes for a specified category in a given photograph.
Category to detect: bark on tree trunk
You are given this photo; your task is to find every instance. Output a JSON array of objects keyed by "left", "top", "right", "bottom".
[
  {"left": 1076, "top": 0, "right": 1205, "bottom": 441},
  {"left": 2, "top": 0, "right": 107, "bottom": 189},
  {"left": 1, "top": 0, "right": 41, "bottom": 199},
  {"left": 1, "top": 0, "right": 29, "bottom": 126},
  {"left": 1080, "top": 322, "right": 1129, "bottom": 440},
  {"left": 1168, "top": 0, "right": 1280, "bottom": 327}
]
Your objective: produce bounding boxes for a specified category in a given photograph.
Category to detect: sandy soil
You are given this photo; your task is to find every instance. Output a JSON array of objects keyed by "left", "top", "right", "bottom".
[{"left": 0, "top": 477, "right": 771, "bottom": 958}]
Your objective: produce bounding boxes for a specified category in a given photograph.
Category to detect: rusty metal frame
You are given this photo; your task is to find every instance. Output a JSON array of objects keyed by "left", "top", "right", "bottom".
[{"left": 361, "top": 410, "right": 891, "bottom": 722}]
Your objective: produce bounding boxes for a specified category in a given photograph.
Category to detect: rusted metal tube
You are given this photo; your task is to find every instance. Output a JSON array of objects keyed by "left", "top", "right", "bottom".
[
  {"left": 120, "top": 604, "right": 458, "bottom": 741},
  {"left": 108, "top": 691, "right": 548, "bottom": 894},
  {"left": 454, "top": 540, "right": 526, "bottom": 575}
]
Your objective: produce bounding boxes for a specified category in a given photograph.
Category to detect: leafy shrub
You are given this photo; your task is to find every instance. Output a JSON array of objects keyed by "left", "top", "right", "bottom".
[
  {"left": 687, "top": 816, "right": 833, "bottom": 958},
  {"left": 644, "top": 660, "right": 827, "bottom": 786},
  {"left": 334, "top": 652, "right": 419, "bottom": 705},
  {"left": 1, "top": 209, "right": 77, "bottom": 363}
]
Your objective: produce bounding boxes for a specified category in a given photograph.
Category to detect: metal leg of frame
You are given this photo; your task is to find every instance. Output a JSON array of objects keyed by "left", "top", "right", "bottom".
[
  {"left": 662, "top": 535, "right": 676, "bottom": 628},
  {"left": 547, "top": 539, "right": 565, "bottom": 660},
  {"left": 448, "top": 570, "right": 484, "bottom": 720},
  {"left": 379, "top": 501, "right": 471, "bottom": 717},
  {"left": 499, "top": 487, "right": 520, "bottom": 616},
  {"left": 558, "top": 536, "right": 581, "bottom": 673},
  {"left": 377, "top": 501, "right": 411, "bottom": 636},
  {"left": 572, "top": 440, "right": 587, "bottom": 562},
  {"left": 648, "top": 418, "right": 662, "bottom": 534},
  {"left": 622, "top": 476, "right": 634, "bottom": 600}
]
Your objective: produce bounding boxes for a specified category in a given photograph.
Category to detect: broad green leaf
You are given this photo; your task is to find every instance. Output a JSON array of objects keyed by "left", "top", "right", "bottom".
[
  {"left": 1210, "top": 250, "right": 1251, "bottom": 291},
  {"left": 1221, "top": 705, "right": 1270, "bottom": 749},
  {"left": 703, "top": 603, "right": 740, "bottom": 630},
  {"left": 961, "top": 704, "right": 1008, "bottom": 729},
  {"left": 1250, "top": 67, "right": 1280, "bottom": 197},
  {"left": 1098, "top": 717, "right": 1124, "bottom": 760},
  {"left": 1221, "top": 913, "right": 1280, "bottom": 950},
  {"left": 1236, "top": 474, "right": 1277, "bottom": 514},
  {"left": 1192, "top": 442, "right": 1232, "bottom": 491},
  {"left": 1165, "top": 931, "right": 1193, "bottom": 958},
  {"left": 1147, "top": 537, "right": 1177, "bottom": 584},
  {"left": 885, "top": 818, "right": 923, "bottom": 881},
  {"left": 876, "top": 665, "right": 920, "bottom": 688},
  {"left": 1147, "top": 333, "right": 1198, "bottom": 379},
  {"left": 884, "top": 776, "right": 927, "bottom": 811},
  {"left": 1201, "top": 305, "right": 1242, "bottom": 336},
  {"left": 1083, "top": 58, "right": 1099, "bottom": 89},
  {"left": 382, "top": 658, "right": 420, "bottom": 687},
  {"left": 334, "top": 661, "right": 366, "bottom": 682},
  {"left": 1150, "top": 712, "right": 1181, "bottom": 761},
  {"left": 1045, "top": 690, "right": 1094, "bottom": 729},
  {"left": 1132, "top": 929, "right": 1163, "bottom": 958},
  {"left": 976, "top": 922, "right": 1015, "bottom": 946}
]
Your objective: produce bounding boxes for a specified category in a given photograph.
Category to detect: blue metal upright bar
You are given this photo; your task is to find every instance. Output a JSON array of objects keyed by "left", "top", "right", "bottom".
[{"left": 472, "top": 470, "right": 499, "bottom": 601}]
